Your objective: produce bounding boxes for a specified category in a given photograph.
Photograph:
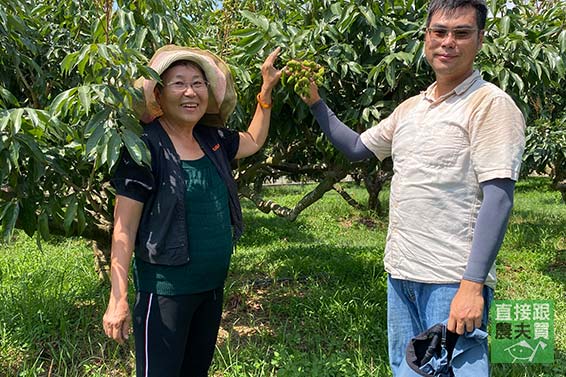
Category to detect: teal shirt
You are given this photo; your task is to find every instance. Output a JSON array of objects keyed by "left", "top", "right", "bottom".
[{"left": 134, "top": 155, "right": 233, "bottom": 295}]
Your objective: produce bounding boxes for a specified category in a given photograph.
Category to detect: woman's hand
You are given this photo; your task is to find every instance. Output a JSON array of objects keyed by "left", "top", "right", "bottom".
[
  {"left": 235, "top": 48, "right": 282, "bottom": 159},
  {"left": 103, "top": 295, "right": 131, "bottom": 344},
  {"left": 102, "top": 195, "right": 142, "bottom": 344},
  {"left": 259, "top": 47, "right": 283, "bottom": 102}
]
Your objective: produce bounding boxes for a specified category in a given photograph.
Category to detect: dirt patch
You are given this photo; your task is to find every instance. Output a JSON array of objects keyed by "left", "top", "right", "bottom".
[{"left": 340, "top": 215, "right": 382, "bottom": 230}]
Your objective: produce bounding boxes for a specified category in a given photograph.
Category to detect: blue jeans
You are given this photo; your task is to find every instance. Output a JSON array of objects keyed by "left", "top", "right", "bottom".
[{"left": 387, "top": 275, "right": 494, "bottom": 376}]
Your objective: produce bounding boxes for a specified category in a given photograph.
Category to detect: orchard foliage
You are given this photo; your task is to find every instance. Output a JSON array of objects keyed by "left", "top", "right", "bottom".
[
  {"left": 0, "top": 0, "right": 219, "bottom": 248},
  {"left": 0, "top": 0, "right": 565, "bottom": 253},
  {"left": 227, "top": 0, "right": 565, "bottom": 212},
  {"left": 478, "top": 1, "right": 566, "bottom": 198}
]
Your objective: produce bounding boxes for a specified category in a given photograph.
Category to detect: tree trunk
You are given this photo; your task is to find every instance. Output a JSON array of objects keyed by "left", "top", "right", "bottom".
[
  {"left": 363, "top": 159, "right": 393, "bottom": 213},
  {"left": 552, "top": 158, "right": 566, "bottom": 204},
  {"left": 93, "top": 238, "right": 111, "bottom": 283}
]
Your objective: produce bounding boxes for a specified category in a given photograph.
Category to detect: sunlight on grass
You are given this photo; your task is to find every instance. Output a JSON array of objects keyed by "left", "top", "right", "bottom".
[{"left": 0, "top": 178, "right": 564, "bottom": 376}]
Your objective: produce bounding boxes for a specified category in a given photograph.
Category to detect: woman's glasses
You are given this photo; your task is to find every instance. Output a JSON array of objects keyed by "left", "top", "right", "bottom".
[{"left": 164, "top": 79, "right": 209, "bottom": 93}]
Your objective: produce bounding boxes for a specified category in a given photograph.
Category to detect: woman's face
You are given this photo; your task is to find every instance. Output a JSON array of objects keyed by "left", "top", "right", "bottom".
[{"left": 155, "top": 63, "right": 209, "bottom": 126}]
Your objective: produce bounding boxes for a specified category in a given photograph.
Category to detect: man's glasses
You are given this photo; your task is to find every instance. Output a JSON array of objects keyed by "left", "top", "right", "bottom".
[
  {"left": 164, "top": 79, "right": 209, "bottom": 93},
  {"left": 426, "top": 27, "right": 479, "bottom": 41}
]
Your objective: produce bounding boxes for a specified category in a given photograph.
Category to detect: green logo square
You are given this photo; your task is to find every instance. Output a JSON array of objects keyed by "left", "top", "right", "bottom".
[{"left": 490, "top": 300, "right": 554, "bottom": 363}]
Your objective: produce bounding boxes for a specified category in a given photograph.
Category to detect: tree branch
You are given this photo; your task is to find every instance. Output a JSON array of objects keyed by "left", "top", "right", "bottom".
[
  {"left": 15, "top": 65, "right": 39, "bottom": 108},
  {"left": 332, "top": 183, "right": 364, "bottom": 210},
  {"left": 240, "top": 169, "right": 348, "bottom": 221}
]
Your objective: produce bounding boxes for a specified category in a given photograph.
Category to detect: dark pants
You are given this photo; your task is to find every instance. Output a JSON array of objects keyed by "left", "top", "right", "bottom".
[{"left": 133, "top": 287, "right": 224, "bottom": 377}]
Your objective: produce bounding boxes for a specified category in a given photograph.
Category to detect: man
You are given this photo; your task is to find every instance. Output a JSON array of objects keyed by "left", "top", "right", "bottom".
[{"left": 300, "top": 0, "right": 525, "bottom": 375}]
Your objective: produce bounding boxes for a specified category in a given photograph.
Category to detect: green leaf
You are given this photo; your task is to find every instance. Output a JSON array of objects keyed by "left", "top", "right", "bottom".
[
  {"left": 0, "top": 111, "right": 10, "bottom": 132},
  {"left": 98, "top": 44, "right": 111, "bottom": 61},
  {"left": 76, "top": 45, "right": 93, "bottom": 76},
  {"left": 26, "top": 109, "right": 40, "bottom": 129},
  {"left": 10, "top": 108, "right": 24, "bottom": 134},
  {"left": 86, "top": 120, "right": 107, "bottom": 157},
  {"left": 19, "top": 201, "right": 37, "bottom": 238},
  {"left": 134, "top": 28, "right": 148, "bottom": 50},
  {"left": 50, "top": 88, "right": 77, "bottom": 116},
  {"left": 106, "top": 129, "right": 122, "bottom": 170},
  {"left": 361, "top": 107, "right": 370, "bottom": 123},
  {"left": 559, "top": 30, "right": 566, "bottom": 53},
  {"left": 8, "top": 141, "right": 20, "bottom": 168},
  {"left": 243, "top": 36, "right": 266, "bottom": 57},
  {"left": 360, "top": 87, "right": 376, "bottom": 107},
  {"left": 231, "top": 28, "right": 258, "bottom": 38},
  {"left": 122, "top": 128, "right": 144, "bottom": 165},
  {"left": 0, "top": 87, "right": 19, "bottom": 107},
  {"left": 85, "top": 108, "right": 111, "bottom": 134},
  {"left": 340, "top": 63, "right": 349, "bottom": 78},
  {"left": 78, "top": 86, "right": 92, "bottom": 114},
  {"left": 385, "top": 64, "right": 396, "bottom": 89},
  {"left": 1, "top": 201, "right": 19, "bottom": 243},
  {"left": 395, "top": 52, "right": 413, "bottom": 64},
  {"left": 347, "top": 62, "right": 363, "bottom": 75},
  {"left": 38, "top": 210, "right": 50, "bottom": 241},
  {"left": 15, "top": 134, "right": 45, "bottom": 163},
  {"left": 499, "top": 16, "right": 510, "bottom": 36},
  {"left": 120, "top": 114, "right": 144, "bottom": 134},
  {"left": 367, "top": 65, "right": 381, "bottom": 85},
  {"left": 61, "top": 51, "right": 79, "bottom": 74},
  {"left": 241, "top": 10, "right": 269, "bottom": 32},
  {"left": 358, "top": 5, "right": 377, "bottom": 28},
  {"left": 7, "top": 14, "right": 27, "bottom": 34},
  {"left": 534, "top": 61, "right": 542, "bottom": 79},
  {"left": 63, "top": 195, "right": 78, "bottom": 234},
  {"left": 77, "top": 206, "right": 86, "bottom": 235},
  {"left": 0, "top": 151, "right": 11, "bottom": 183},
  {"left": 510, "top": 72, "right": 525, "bottom": 93},
  {"left": 498, "top": 69, "right": 509, "bottom": 91}
]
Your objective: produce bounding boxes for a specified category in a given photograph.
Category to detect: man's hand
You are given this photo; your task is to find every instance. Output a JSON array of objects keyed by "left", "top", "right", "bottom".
[
  {"left": 301, "top": 80, "right": 321, "bottom": 106},
  {"left": 447, "top": 280, "right": 484, "bottom": 334}
]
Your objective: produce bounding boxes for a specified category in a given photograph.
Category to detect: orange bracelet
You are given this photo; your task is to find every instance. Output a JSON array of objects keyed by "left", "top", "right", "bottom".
[{"left": 256, "top": 93, "right": 272, "bottom": 109}]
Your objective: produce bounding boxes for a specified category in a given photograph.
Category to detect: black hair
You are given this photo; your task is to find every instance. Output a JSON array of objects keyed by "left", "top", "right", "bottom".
[{"left": 426, "top": 0, "right": 488, "bottom": 30}]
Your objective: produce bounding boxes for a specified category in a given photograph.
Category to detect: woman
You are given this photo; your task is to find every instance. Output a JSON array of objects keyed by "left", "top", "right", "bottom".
[{"left": 102, "top": 45, "right": 281, "bottom": 377}]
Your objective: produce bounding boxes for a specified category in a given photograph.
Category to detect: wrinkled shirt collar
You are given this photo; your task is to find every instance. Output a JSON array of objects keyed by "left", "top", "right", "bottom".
[{"left": 422, "top": 70, "right": 483, "bottom": 102}]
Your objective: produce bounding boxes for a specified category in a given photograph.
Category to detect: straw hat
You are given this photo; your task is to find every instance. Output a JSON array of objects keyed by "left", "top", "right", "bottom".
[{"left": 134, "top": 45, "right": 237, "bottom": 126}]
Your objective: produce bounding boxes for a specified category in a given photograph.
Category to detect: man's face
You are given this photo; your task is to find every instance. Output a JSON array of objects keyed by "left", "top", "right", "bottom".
[{"left": 424, "top": 6, "right": 484, "bottom": 85}]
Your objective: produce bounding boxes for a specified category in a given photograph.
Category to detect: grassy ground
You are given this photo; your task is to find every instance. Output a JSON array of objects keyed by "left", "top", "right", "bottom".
[{"left": 0, "top": 177, "right": 564, "bottom": 376}]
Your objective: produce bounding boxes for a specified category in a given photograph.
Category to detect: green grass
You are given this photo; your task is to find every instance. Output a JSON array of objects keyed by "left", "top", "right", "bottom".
[{"left": 0, "top": 177, "right": 564, "bottom": 376}]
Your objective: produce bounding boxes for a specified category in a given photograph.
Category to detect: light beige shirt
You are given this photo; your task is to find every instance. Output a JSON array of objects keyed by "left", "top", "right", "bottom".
[{"left": 360, "top": 71, "right": 525, "bottom": 288}]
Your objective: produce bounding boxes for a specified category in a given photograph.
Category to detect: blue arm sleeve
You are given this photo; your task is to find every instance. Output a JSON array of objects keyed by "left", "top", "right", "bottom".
[
  {"left": 463, "top": 178, "right": 515, "bottom": 283},
  {"left": 309, "top": 100, "right": 373, "bottom": 162}
]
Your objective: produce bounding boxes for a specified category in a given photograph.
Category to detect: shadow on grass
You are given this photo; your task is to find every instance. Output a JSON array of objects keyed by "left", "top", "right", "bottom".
[
  {"left": 222, "top": 243, "right": 388, "bottom": 357},
  {"left": 514, "top": 176, "right": 554, "bottom": 193},
  {"left": 237, "top": 202, "right": 324, "bottom": 248},
  {"left": 0, "top": 235, "right": 134, "bottom": 376},
  {"left": 0, "top": 280, "right": 134, "bottom": 375},
  {"left": 506, "top": 211, "right": 566, "bottom": 284},
  {"left": 237, "top": 242, "right": 385, "bottom": 285}
]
